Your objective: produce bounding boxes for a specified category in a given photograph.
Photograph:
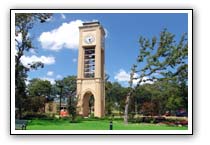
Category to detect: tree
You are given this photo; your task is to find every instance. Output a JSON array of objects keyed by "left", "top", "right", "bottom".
[
  {"left": 105, "top": 81, "right": 128, "bottom": 116},
  {"left": 137, "top": 28, "right": 187, "bottom": 82},
  {"left": 15, "top": 13, "right": 52, "bottom": 118},
  {"left": 26, "top": 96, "right": 46, "bottom": 113},
  {"left": 124, "top": 65, "right": 136, "bottom": 124},
  {"left": 61, "top": 76, "right": 77, "bottom": 98},
  {"left": 27, "top": 79, "right": 51, "bottom": 113},
  {"left": 133, "top": 80, "right": 186, "bottom": 116},
  {"left": 56, "top": 76, "right": 77, "bottom": 121},
  {"left": 124, "top": 29, "right": 188, "bottom": 124},
  {"left": 105, "top": 74, "right": 115, "bottom": 115},
  {"left": 28, "top": 79, "right": 52, "bottom": 97},
  {"left": 161, "top": 81, "right": 185, "bottom": 114},
  {"left": 132, "top": 84, "right": 154, "bottom": 115},
  {"left": 141, "top": 102, "right": 156, "bottom": 116},
  {"left": 105, "top": 81, "right": 113, "bottom": 115}
]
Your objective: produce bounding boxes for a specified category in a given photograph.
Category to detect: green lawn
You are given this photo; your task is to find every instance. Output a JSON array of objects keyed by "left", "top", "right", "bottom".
[{"left": 27, "top": 118, "right": 188, "bottom": 130}]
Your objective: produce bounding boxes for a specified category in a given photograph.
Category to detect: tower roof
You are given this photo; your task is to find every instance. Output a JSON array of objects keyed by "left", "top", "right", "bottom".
[
  {"left": 79, "top": 21, "right": 105, "bottom": 36},
  {"left": 83, "top": 21, "right": 100, "bottom": 26}
]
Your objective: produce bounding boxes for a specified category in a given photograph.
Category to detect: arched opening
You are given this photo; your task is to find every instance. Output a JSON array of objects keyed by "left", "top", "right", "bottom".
[{"left": 82, "top": 91, "right": 95, "bottom": 117}]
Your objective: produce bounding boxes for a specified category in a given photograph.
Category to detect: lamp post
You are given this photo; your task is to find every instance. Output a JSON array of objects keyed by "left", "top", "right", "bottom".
[
  {"left": 109, "top": 114, "right": 114, "bottom": 130},
  {"left": 57, "top": 81, "right": 64, "bottom": 119}
]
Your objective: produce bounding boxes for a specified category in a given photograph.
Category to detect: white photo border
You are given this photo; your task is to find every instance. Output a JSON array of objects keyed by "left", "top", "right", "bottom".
[{"left": 10, "top": 9, "right": 193, "bottom": 135}]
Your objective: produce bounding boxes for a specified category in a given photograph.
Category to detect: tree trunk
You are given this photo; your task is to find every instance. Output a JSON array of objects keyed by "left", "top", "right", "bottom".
[
  {"left": 124, "top": 65, "right": 136, "bottom": 124},
  {"left": 18, "top": 105, "right": 22, "bottom": 119},
  {"left": 135, "top": 98, "right": 138, "bottom": 115},
  {"left": 124, "top": 93, "right": 131, "bottom": 124}
]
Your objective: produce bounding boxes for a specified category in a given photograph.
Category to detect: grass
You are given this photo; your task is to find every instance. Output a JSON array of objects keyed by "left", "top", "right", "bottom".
[{"left": 27, "top": 118, "right": 188, "bottom": 130}]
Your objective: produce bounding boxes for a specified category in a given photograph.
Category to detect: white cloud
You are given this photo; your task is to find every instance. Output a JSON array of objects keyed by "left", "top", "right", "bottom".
[
  {"left": 133, "top": 73, "right": 140, "bottom": 85},
  {"left": 29, "top": 49, "right": 37, "bottom": 54},
  {"left": 41, "top": 77, "right": 55, "bottom": 85},
  {"left": 114, "top": 69, "right": 130, "bottom": 82},
  {"left": 140, "top": 76, "right": 154, "bottom": 85},
  {"left": 56, "top": 75, "right": 63, "bottom": 79},
  {"left": 25, "top": 77, "right": 30, "bottom": 86},
  {"left": 38, "top": 20, "right": 83, "bottom": 51},
  {"left": 61, "top": 13, "right": 66, "bottom": 19},
  {"left": 15, "top": 33, "right": 22, "bottom": 43},
  {"left": 15, "top": 32, "right": 31, "bottom": 44},
  {"left": 20, "top": 55, "right": 55, "bottom": 67},
  {"left": 114, "top": 69, "right": 154, "bottom": 86},
  {"left": 38, "top": 19, "right": 108, "bottom": 51},
  {"left": 104, "top": 28, "right": 109, "bottom": 38},
  {"left": 72, "top": 58, "right": 77, "bottom": 62},
  {"left": 47, "top": 71, "right": 54, "bottom": 76}
]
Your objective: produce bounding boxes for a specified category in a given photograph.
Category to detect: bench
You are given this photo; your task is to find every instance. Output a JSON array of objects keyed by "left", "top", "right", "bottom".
[{"left": 15, "top": 120, "right": 28, "bottom": 130}]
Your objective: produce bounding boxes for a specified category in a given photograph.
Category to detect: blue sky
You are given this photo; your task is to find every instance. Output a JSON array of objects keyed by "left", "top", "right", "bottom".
[{"left": 19, "top": 12, "right": 188, "bottom": 85}]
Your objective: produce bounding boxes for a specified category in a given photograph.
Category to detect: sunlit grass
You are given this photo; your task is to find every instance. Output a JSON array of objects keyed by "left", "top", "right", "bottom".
[{"left": 27, "top": 118, "right": 188, "bottom": 130}]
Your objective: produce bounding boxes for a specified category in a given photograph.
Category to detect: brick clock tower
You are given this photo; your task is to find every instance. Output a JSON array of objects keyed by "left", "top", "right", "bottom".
[{"left": 76, "top": 22, "right": 105, "bottom": 117}]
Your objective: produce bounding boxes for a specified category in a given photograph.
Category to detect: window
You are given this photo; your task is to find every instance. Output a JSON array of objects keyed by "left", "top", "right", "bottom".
[{"left": 84, "top": 48, "right": 95, "bottom": 78}]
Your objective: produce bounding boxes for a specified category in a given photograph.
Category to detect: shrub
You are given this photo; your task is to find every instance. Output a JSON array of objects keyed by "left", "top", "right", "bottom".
[
  {"left": 69, "top": 116, "right": 83, "bottom": 123},
  {"left": 154, "top": 116, "right": 166, "bottom": 123},
  {"left": 129, "top": 116, "right": 156, "bottom": 123},
  {"left": 175, "top": 120, "right": 188, "bottom": 126},
  {"left": 141, "top": 102, "right": 157, "bottom": 116},
  {"left": 22, "top": 112, "right": 49, "bottom": 120},
  {"left": 128, "top": 116, "right": 188, "bottom": 126}
]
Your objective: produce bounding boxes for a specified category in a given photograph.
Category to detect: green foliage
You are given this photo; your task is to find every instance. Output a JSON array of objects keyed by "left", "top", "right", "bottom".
[
  {"left": 124, "top": 29, "right": 188, "bottom": 123},
  {"left": 105, "top": 81, "right": 128, "bottom": 116},
  {"left": 69, "top": 116, "right": 83, "bottom": 123},
  {"left": 67, "top": 96, "right": 77, "bottom": 122},
  {"left": 141, "top": 102, "right": 157, "bottom": 116},
  {"left": 105, "top": 76, "right": 186, "bottom": 119},
  {"left": 128, "top": 116, "right": 187, "bottom": 127},
  {"left": 131, "top": 80, "right": 186, "bottom": 116},
  {"left": 57, "top": 76, "right": 77, "bottom": 121},
  {"left": 22, "top": 112, "right": 48, "bottom": 120},
  {"left": 28, "top": 79, "right": 52, "bottom": 97},
  {"left": 136, "top": 28, "right": 188, "bottom": 84},
  {"left": 105, "top": 81, "right": 113, "bottom": 115},
  {"left": 166, "top": 95, "right": 184, "bottom": 111},
  {"left": 25, "top": 79, "right": 51, "bottom": 113},
  {"left": 15, "top": 13, "right": 52, "bottom": 119},
  {"left": 26, "top": 96, "right": 46, "bottom": 112},
  {"left": 58, "top": 76, "right": 77, "bottom": 97}
]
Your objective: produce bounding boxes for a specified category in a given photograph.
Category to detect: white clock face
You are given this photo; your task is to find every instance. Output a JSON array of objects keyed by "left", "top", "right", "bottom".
[{"left": 84, "top": 34, "right": 95, "bottom": 44}]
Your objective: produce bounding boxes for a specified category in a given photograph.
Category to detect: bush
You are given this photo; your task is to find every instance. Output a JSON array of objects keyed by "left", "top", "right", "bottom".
[
  {"left": 154, "top": 116, "right": 166, "bottom": 123},
  {"left": 69, "top": 116, "right": 83, "bottom": 123},
  {"left": 175, "top": 120, "right": 188, "bottom": 126},
  {"left": 22, "top": 112, "right": 49, "bottom": 120},
  {"left": 129, "top": 116, "right": 156, "bottom": 123},
  {"left": 141, "top": 102, "right": 157, "bottom": 116},
  {"left": 128, "top": 116, "right": 188, "bottom": 126}
]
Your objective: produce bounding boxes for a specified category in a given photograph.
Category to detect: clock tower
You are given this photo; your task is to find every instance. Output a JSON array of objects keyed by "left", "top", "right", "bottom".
[{"left": 76, "top": 21, "right": 105, "bottom": 117}]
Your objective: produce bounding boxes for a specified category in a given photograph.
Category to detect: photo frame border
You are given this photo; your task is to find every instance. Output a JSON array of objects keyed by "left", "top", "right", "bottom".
[{"left": 10, "top": 8, "right": 193, "bottom": 135}]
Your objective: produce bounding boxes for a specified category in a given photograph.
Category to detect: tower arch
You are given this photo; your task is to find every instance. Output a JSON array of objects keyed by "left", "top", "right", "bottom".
[{"left": 81, "top": 90, "right": 95, "bottom": 117}]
